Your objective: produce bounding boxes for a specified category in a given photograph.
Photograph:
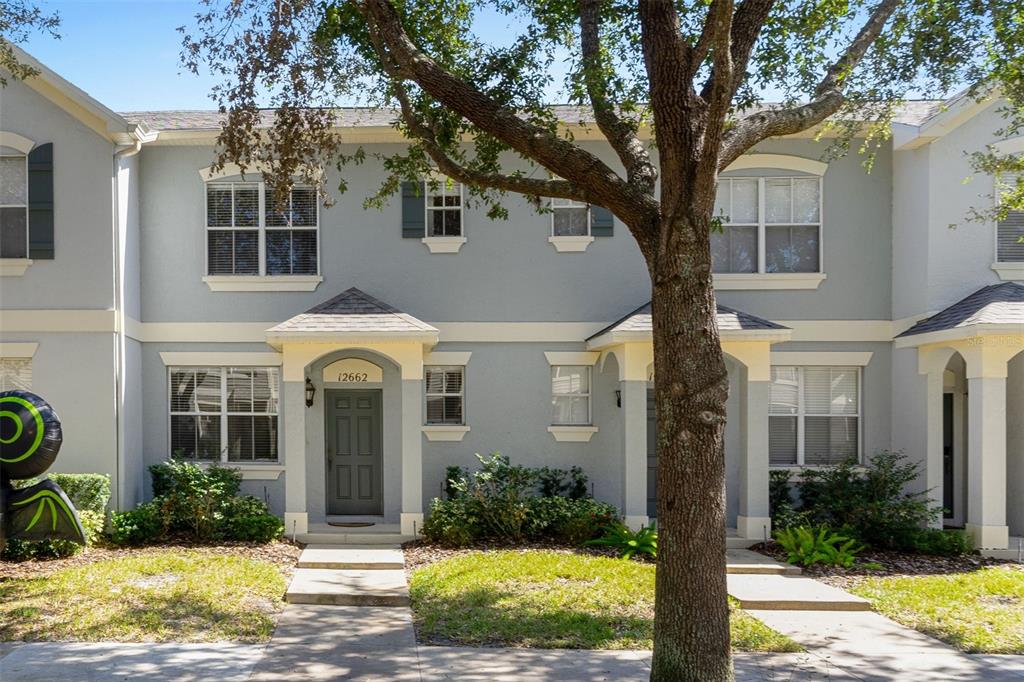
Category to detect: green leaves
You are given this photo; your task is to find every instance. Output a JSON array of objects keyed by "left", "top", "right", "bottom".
[
  {"left": 585, "top": 520, "right": 657, "bottom": 560},
  {"left": 774, "top": 525, "right": 863, "bottom": 568}
]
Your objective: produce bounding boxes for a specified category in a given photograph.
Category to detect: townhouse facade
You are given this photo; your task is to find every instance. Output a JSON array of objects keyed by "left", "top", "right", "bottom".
[{"left": 0, "top": 52, "right": 1020, "bottom": 553}]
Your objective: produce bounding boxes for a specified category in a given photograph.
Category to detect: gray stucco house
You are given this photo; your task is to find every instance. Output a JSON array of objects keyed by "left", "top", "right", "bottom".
[{"left": 1, "top": 51, "right": 1022, "bottom": 554}]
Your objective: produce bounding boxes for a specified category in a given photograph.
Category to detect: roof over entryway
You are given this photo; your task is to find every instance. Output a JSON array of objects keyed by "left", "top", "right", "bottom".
[
  {"left": 896, "top": 282, "right": 1024, "bottom": 346},
  {"left": 266, "top": 287, "right": 439, "bottom": 347},
  {"left": 586, "top": 301, "right": 790, "bottom": 349}
]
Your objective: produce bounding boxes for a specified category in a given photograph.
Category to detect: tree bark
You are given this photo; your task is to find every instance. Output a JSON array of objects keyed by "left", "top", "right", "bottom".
[{"left": 647, "top": 210, "right": 732, "bottom": 682}]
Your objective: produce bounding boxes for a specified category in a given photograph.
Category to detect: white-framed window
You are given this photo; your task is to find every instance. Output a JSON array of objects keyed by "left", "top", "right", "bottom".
[
  {"left": 769, "top": 366, "right": 860, "bottom": 466},
  {"left": 0, "top": 152, "right": 29, "bottom": 259},
  {"left": 0, "top": 358, "right": 32, "bottom": 391},
  {"left": 424, "top": 365, "right": 464, "bottom": 425},
  {"left": 713, "top": 176, "right": 821, "bottom": 274},
  {"left": 425, "top": 177, "right": 463, "bottom": 237},
  {"left": 551, "top": 197, "right": 590, "bottom": 236},
  {"left": 996, "top": 173, "right": 1024, "bottom": 262},
  {"left": 205, "top": 182, "right": 318, "bottom": 276},
  {"left": 168, "top": 366, "right": 280, "bottom": 462},
  {"left": 551, "top": 365, "right": 591, "bottom": 425}
]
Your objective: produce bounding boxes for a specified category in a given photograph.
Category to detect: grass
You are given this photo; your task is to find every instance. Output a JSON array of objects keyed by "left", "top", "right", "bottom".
[
  {"left": 408, "top": 550, "right": 802, "bottom": 651},
  {"left": 0, "top": 551, "right": 288, "bottom": 642},
  {"left": 847, "top": 566, "right": 1024, "bottom": 653}
]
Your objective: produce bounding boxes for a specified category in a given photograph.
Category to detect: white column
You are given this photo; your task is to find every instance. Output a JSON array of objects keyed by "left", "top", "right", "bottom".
[
  {"left": 738, "top": 375, "right": 771, "bottom": 541},
  {"left": 923, "top": 368, "right": 946, "bottom": 529},
  {"left": 966, "top": 374, "right": 1009, "bottom": 549},
  {"left": 282, "top": 379, "right": 308, "bottom": 536},
  {"left": 621, "top": 379, "right": 648, "bottom": 530},
  {"left": 400, "top": 377, "right": 424, "bottom": 535}
]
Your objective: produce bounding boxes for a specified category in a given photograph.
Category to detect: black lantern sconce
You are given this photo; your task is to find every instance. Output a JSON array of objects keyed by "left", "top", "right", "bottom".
[
  {"left": 305, "top": 377, "right": 316, "bottom": 407},
  {"left": 615, "top": 389, "right": 621, "bottom": 408}
]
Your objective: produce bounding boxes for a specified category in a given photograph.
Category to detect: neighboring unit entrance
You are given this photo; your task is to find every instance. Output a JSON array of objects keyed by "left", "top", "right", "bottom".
[
  {"left": 647, "top": 388, "right": 657, "bottom": 518},
  {"left": 326, "top": 389, "right": 383, "bottom": 515}
]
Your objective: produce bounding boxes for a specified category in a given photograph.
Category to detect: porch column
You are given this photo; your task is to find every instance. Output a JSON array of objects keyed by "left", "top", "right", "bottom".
[
  {"left": 282, "top": 378, "right": 308, "bottom": 536},
  {"left": 729, "top": 342, "right": 772, "bottom": 541},
  {"left": 923, "top": 367, "right": 946, "bottom": 529},
  {"left": 400, "top": 356, "right": 425, "bottom": 536},
  {"left": 964, "top": 345, "right": 1011, "bottom": 550},
  {"left": 622, "top": 379, "right": 648, "bottom": 530}
]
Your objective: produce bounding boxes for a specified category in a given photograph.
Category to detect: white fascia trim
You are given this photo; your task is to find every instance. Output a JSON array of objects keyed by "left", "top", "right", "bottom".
[
  {"left": 436, "top": 322, "right": 606, "bottom": 342},
  {"left": 723, "top": 153, "right": 828, "bottom": 176},
  {"left": 421, "top": 236, "right": 467, "bottom": 253},
  {"left": 991, "top": 262, "right": 1024, "bottom": 281},
  {"left": 203, "top": 275, "right": 323, "bottom": 292},
  {"left": 0, "top": 259, "right": 33, "bottom": 277},
  {"left": 0, "top": 309, "right": 117, "bottom": 333},
  {"left": 892, "top": 323, "right": 1024, "bottom": 349},
  {"left": 713, "top": 273, "right": 826, "bottom": 290},
  {"left": 265, "top": 331, "right": 439, "bottom": 347},
  {"left": 548, "top": 235, "right": 595, "bottom": 252},
  {"left": 424, "top": 351, "right": 472, "bottom": 365},
  {"left": 0, "top": 132, "right": 35, "bottom": 154},
  {"left": 422, "top": 425, "right": 471, "bottom": 441},
  {"left": 0, "top": 343, "right": 39, "bottom": 358},
  {"left": 587, "top": 328, "right": 792, "bottom": 350},
  {"left": 544, "top": 351, "right": 600, "bottom": 366},
  {"left": 548, "top": 425, "right": 599, "bottom": 442},
  {"left": 771, "top": 351, "right": 873, "bottom": 366},
  {"left": 159, "top": 351, "right": 283, "bottom": 367}
]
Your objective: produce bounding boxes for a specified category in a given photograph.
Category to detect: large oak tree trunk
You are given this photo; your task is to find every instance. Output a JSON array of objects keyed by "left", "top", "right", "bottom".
[{"left": 648, "top": 212, "right": 732, "bottom": 682}]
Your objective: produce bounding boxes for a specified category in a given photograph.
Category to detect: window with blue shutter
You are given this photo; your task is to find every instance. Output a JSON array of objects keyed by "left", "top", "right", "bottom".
[
  {"left": 27, "top": 142, "right": 54, "bottom": 259},
  {"left": 401, "top": 181, "right": 425, "bottom": 238},
  {"left": 590, "top": 204, "right": 613, "bottom": 237}
]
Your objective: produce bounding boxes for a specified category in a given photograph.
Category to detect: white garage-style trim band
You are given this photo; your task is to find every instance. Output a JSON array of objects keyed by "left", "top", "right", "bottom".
[
  {"left": 543, "top": 351, "right": 600, "bottom": 366},
  {"left": 158, "top": 351, "right": 283, "bottom": 366},
  {"left": 770, "top": 351, "right": 874, "bottom": 366},
  {"left": 0, "top": 343, "right": 39, "bottom": 358}
]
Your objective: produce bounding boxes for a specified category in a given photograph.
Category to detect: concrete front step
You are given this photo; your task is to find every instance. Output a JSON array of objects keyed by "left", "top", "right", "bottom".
[
  {"left": 285, "top": 568, "right": 410, "bottom": 606},
  {"left": 297, "top": 545, "right": 405, "bottom": 570},
  {"left": 726, "top": 549, "right": 801, "bottom": 575},
  {"left": 727, "top": 573, "right": 871, "bottom": 611},
  {"left": 295, "top": 532, "right": 415, "bottom": 545}
]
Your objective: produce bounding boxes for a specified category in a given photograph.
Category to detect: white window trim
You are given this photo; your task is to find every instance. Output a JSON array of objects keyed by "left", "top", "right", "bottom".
[
  {"left": 547, "top": 425, "right": 599, "bottom": 442},
  {"left": 421, "top": 235, "right": 467, "bottom": 253},
  {"left": 167, "top": 366, "right": 282, "bottom": 464},
  {"left": 424, "top": 364, "right": 466, "bottom": 427},
  {"left": 548, "top": 197, "right": 596, "bottom": 253},
  {"left": 992, "top": 169, "right": 1024, "bottom": 279},
  {"left": 203, "top": 180, "right": 321, "bottom": 284},
  {"left": 770, "top": 351, "right": 873, "bottom": 366},
  {"left": 714, "top": 175, "right": 824, "bottom": 280},
  {"left": 421, "top": 175, "right": 465, "bottom": 253},
  {"left": 0, "top": 152, "right": 30, "bottom": 267},
  {"left": 422, "top": 424, "right": 471, "bottom": 441},
  {"left": 550, "top": 364, "right": 594, "bottom": 428},
  {"left": 0, "top": 343, "right": 38, "bottom": 358},
  {"left": 160, "top": 352, "right": 282, "bottom": 367},
  {"left": 769, "top": 366, "right": 862, "bottom": 467}
]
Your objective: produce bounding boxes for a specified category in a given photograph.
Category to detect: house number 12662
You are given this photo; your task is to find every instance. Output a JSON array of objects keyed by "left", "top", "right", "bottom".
[{"left": 338, "top": 372, "right": 369, "bottom": 382}]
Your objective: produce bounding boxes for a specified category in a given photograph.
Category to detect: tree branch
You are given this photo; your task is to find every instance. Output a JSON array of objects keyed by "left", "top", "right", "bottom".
[
  {"left": 718, "top": 0, "right": 901, "bottom": 169},
  {"left": 725, "top": 0, "right": 775, "bottom": 92},
  {"left": 356, "top": 0, "right": 659, "bottom": 226},
  {"left": 579, "top": 0, "right": 657, "bottom": 193}
]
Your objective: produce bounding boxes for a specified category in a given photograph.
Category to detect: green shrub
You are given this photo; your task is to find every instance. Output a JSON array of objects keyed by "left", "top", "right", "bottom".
[
  {"left": 586, "top": 521, "right": 658, "bottom": 560},
  {"left": 536, "top": 466, "right": 589, "bottom": 500},
  {"left": 775, "top": 526, "right": 863, "bottom": 568},
  {"left": 909, "top": 528, "right": 972, "bottom": 556},
  {"left": 443, "top": 465, "right": 466, "bottom": 499},
  {"left": 449, "top": 453, "right": 534, "bottom": 540},
  {"left": 553, "top": 498, "right": 619, "bottom": 544},
  {"left": 110, "top": 501, "right": 167, "bottom": 545},
  {"left": 2, "top": 474, "right": 112, "bottom": 560},
  {"left": 148, "top": 460, "right": 243, "bottom": 540},
  {"left": 422, "top": 497, "right": 479, "bottom": 546},
  {"left": 769, "top": 470, "right": 811, "bottom": 531},
  {"left": 218, "top": 496, "right": 284, "bottom": 542},
  {"left": 47, "top": 473, "right": 111, "bottom": 514}
]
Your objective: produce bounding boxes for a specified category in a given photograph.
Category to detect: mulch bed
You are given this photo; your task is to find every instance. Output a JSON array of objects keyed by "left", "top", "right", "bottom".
[
  {"left": 402, "top": 538, "right": 624, "bottom": 575},
  {"left": 0, "top": 539, "right": 302, "bottom": 582},
  {"left": 751, "top": 541, "right": 1021, "bottom": 589}
]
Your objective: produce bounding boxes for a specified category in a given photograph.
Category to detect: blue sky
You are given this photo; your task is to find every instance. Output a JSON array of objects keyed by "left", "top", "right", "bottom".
[{"left": 20, "top": 0, "right": 551, "bottom": 112}]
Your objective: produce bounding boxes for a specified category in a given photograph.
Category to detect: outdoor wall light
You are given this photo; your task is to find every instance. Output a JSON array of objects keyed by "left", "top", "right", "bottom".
[
  {"left": 615, "top": 389, "right": 621, "bottom": 408},
  {"left": 305, "top": 377, "right": 316, "bottom": 407}
]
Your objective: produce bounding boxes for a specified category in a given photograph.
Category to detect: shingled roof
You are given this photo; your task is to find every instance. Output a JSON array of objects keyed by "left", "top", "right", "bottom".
[
  {"left": 897, "top": 282, "right": 1024, "bottom": 338},
  {"left": 586, "top": 301, "right": 788, "bottom": 347},
  {"left": 266, "top": 288, "right": 438, "bottom": 343}
]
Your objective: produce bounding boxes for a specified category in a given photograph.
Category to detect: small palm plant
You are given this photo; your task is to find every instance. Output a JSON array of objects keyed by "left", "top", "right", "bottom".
[{"left": 585, "top": 520, "right": 658, "bottom": 559}]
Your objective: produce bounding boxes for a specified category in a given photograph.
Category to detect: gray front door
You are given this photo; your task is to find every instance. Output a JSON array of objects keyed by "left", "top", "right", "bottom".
[
  {"left": 647, "top": 388, "right": 657, "bottom": 518},
  {"left": 326, "top": 389, "right": 383, "bottom": 515}
]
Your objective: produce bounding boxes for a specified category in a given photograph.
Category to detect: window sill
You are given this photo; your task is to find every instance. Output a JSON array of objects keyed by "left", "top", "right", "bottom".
[
  {"left": 548, "top": 425, "right": 599, "bottom": 442},
  {"left": 422, "top": 236, "right": 467, "bottom": 253},
  {"left": 548, "top": 235, "right": 595, "bottom": 253},
  {"left": 422, "top": 425, "right": 471, "bottom": 442},
  {"left": 185, "top": 461, "right": 285, "bottom": 480},
  {"left": 713, "top": 272, "right": 826, "bottom": 290},
  {"left": 992, "top": 262, "right": 1024, "bottom": 281},
  {"left": 0, "top": 258, "right": 33, "bottom": 277},
  {"left": 203, "top": 275, "right": 323, "bottom": 292}
]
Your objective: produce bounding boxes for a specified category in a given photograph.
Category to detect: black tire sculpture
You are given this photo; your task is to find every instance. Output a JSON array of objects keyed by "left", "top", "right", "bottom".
[{"left": 0, "top": 390, "right": 86, "bottom": 551}]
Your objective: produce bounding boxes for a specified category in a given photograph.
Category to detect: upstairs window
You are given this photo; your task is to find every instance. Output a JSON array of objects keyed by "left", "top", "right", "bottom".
[
  {"left": 0, "top": 152, "right": 28, "bottom": 259},
  {"left": 551, "top": 365, "right": 591, "bottom": 425},
  {"left": 551, "top": 197, "right": 590, "bottom": 236},
  {"left": 206, "top": 182, "right": 318, "bottom": 276},
  {"left": 425, "top": 177, "right": 463, "bottom": 237},
  {"left": 425, "top": 366, "right": 464, "bottom": 425},
  {"left": 769, "top": 366, "right": 860, "bottom": 467},
  {"left": 712, "top": 176, "right": 821, "bottom": 274},
  {"left": 996, "top": 173, "right": 1024, "bottom": 262}
]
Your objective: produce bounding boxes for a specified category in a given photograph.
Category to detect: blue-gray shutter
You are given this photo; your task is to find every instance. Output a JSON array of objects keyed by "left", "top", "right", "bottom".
[
  {"left": 591, "top": 204, "right": 613, "bottom": 237},
  {"left": 401, "top": 181, "right": 425, "bottom": 238},
  {"left": 27, "top": 143, "right": 54, "bottom": 259}
]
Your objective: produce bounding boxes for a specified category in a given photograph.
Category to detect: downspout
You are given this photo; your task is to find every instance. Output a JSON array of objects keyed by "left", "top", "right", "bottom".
[{"left": 110, "top": 125, "right": 151, "bottom": 511}]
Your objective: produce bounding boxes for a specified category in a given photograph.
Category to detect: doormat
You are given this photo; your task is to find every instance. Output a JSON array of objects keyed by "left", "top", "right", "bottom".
[{"left": 327, "top": 522, "right": 375, "bottom": 528}]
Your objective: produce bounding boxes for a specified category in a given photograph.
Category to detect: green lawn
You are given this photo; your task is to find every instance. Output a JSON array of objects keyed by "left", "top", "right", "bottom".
[
  {"left": 408, "top": 550, "right": 801, "bottom": 651},
  {"left": 0, "top": 551, "right": 288, "bottom": 642},
  {"left": 847, "top": 566, "right": 1024, "bottom": 653}
]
